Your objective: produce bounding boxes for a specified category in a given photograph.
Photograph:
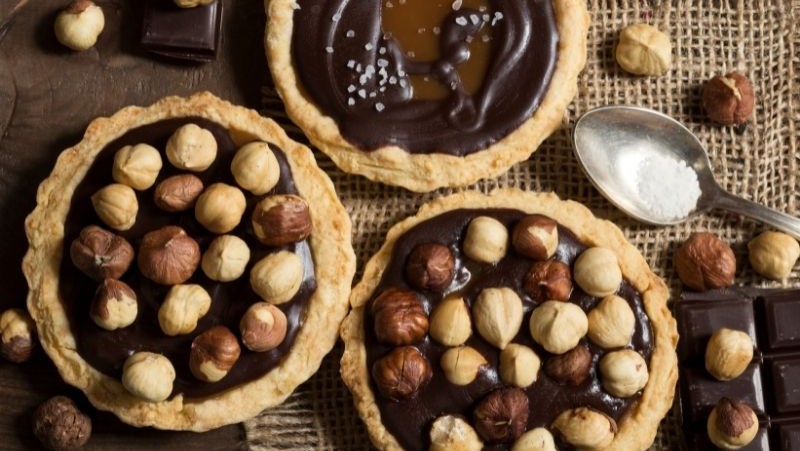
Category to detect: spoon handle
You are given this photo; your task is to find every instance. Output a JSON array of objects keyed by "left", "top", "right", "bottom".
[{"left": 713, "top": 190, "right": 800, "bottom": 239}]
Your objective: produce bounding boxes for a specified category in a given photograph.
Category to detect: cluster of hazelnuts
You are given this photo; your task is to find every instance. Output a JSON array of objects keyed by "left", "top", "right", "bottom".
[
  {"left": 368, "top": 214, "right": 650, "bottom": 450},
  {"left": 68, "top": 122, "right": 312, "bottom": 403}
]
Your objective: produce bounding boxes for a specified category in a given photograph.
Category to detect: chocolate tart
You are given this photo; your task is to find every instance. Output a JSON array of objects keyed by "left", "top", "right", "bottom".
[
  {"left": 340, "top": 190, "right": 678, "bottom": 450},
  {"left": 23, "top": 92, "right": 355, "bottom": 431},
  {"left": 266, "top": 1, "right": 589, "bottom": 192}
]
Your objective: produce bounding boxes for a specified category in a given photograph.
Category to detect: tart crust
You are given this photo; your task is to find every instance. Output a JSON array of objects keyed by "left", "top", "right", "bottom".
[
  {"left": 340, "top": 190, "right": 678, "bottom": 450},
  {"left": 266, "top": 0, "right": 589, "bottom": 192},
  {"left": 23, "top": 92, "right": 356, "bottom": 431}
]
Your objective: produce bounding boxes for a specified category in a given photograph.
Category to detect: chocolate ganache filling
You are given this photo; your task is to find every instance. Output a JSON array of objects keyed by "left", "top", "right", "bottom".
[
  {"left": 59, "top": 118, "right": 316, "bottom": 399},
  {"left": 291, "top": 1, "right": 559, "bottom": 155},
  {"left": 365, "top": 209, "right": 653, "bottom": 451}
]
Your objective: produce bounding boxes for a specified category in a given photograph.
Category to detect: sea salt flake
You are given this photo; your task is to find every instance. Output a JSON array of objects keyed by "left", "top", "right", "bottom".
[
  {"left": 455, "top": 16, "right": 468, "bottom": 26},
  {"left": 375, "top": 102, "right": 385, "bottom": 112},
  {"left": 332, "top": 13, "right": 341, "bottom": 21},
  {"left": 365, "top": 43, "right": 374, "bottom": 51},
  {"left": 347, "top": 84, "right": 356, "bottom": 93},
  {"left": 470, "top": 14, "right": 480, "bottom": 25},
  {"left": 358, "top": 89, "right": 367, "bottom": 98},
  {"left": 492, "top": 12, "right": 504, "bottom": 26},
  {"left": 346, "top": 59, "right": 356, "bottom": 69},
  {"left": 346, "top": 30, "right": 355, "bottom": 38},
  {"left": 347, "top": 97, "right": 355, "bottom": 106},
  {"left": 325, "top": 46, "right": 333, "bottom": 53},
  {"left": 452, "top": 0, "right": 462, "bottom": 10}
]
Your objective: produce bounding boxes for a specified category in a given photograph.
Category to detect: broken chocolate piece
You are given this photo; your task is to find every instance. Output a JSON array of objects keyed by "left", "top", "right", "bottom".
[{"left": 141, "top": 0, "right": 222, "bottom": 62}]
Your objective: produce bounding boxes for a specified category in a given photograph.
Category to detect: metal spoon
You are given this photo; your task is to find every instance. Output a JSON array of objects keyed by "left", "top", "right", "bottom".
[{"left": 572, "top": 105, "right": 800, "bottom": 239}]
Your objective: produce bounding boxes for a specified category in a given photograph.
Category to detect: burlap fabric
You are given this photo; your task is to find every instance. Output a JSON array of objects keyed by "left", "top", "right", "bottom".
[{"left": 246, "top": 1, "right": 800, "bottom": 449}]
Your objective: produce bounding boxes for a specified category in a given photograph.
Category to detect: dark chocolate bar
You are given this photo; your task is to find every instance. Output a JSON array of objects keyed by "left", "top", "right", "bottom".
[{"left": 141, "top": 0, "right": 222, "bottom": 62}]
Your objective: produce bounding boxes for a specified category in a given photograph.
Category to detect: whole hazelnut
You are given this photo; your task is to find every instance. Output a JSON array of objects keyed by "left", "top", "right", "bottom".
[
  {"left": 529, "top": 301, "right": 588, "bottom": 355},
  {"left": 429, "top": 414, "right": 483, "bottom": 451},
  {"left": 91, "top": 183, "right": 138, "bottom": 231},
  {"left": 512, "top": 428, "right": 557, "bottom": 451},
  {"left": 552, "top": 407, "right": 617, "bottom": 450},
  {"left": 544, "top": 343, "right": 592, "bottom": 386},
  {"left": 250, "top": 250, "right": 304, "bottom": 304},
  {"left": 190, "top": 325, "right": 241, "bottom": 382},
  {"left": 137, "top": 226, "right": 200, "bottom": 285},
  {"left": 599, "top": 349, "right": 649, "bottom": 398},
  {"left": 32, "top": 396, "right": 91, "bottom": 451},
  {"left": 239, "top": 302, "right": 288, "bottom": 352},
  {"left": 705, "top": 328, "right": 753, "bottom": 381},
  {"left": 523, "top": 260, "right": 572, "bottom": 302},
  {"left": 674, "top": 232, "right": 736, "bottom": 291},
  {"left": 70, "top": 225, "right": 134, "bottom": 281},
  {"left": 573, "top": 247, "right": 622, "bottom": 298},
  {"left": 165, "top": 123, "right": 218, "bottom": 172},
  {"left": 90, "top": 279, "right": 137, "bottom": 331},
  {"left": 112, "top": 144, "right": 162, "bottom": 190},
  {"left": 747, "top": 231, "right": 800, "bottom": 280},
  {"left": 703, "top": 72, "right": 755, "bottom": 125},
  {"left": 201, "top": 235, "right": 251, "bottom": 282},
  {"left": 512, "top": 215, "right": 559, "bottom": 261},
  {"left": 463, "top": 216, "right": 509, "bottom": 263},
  {"left": 153, "top": 174, "right": 204, "bottom": 212},
  {"left": 472, "top": 287, "right": 524, "bottom": 350},
  {"left": 440, "top": 346, "right": 488, "bottom": 386},
  {"left": 429, "top": 295, "right": 472, "bottom": 346},
  {"left": 371, "top": 346, "right": 432, "bottom": 401},
  {"left": 54, "top": 0, "right": 105, "bottom": 51},
  {"left": 405, "top": 243, "right": 455, "bottom": 291},
  {"left": 194, "top": 183, "right": 247, "bottom": 234},
  {"left": 157, "top": 284, "right": 212, "bottom": 336},
  {"left": 587, "top": 294, "right": 636, "bottom": 349},
  {"left": 122, "top": 352, "right": 175, "bottom": 402},
  {"left": 0, "top": 308, "right": 36, "bottom": 363},
  {"left": 371, "top": 288, "right": 428, "bottom": 346},
  {"left": 615, "top": 23, "right": 672, "bottom": 76},
  {"left": 252, "top": 194, "right": 312, "bottom": 246},
  {"left": 707, "top": 398, "right": 759, "bottom": 450},
  {"left": 231, "top": 142, "right": 281, "bottom": 195},
  {"left": 174, "top": 0, "right": 214, "bottom": 8},
  {"left": 473, "top": 388, "right": 529, "bottom": 443},
  {"left": 499, "top": 343, "right": 541, "bottom": 388}
]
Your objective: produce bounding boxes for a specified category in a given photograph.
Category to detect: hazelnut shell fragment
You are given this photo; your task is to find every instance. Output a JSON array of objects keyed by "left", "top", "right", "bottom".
[
  {"left": 544, "top": 343, "right": 592, "bottom": 386},
  {"left": 32, "top": 396, "right": 91, "bottom": 451},
  {"left": 138, "top": 226, "right": 200, "bottom": 285},
  {"left": 0, "top": 308, "right": 36, "bottom": 363},
  {"left": 523, "top": 260, "right": 572, "bottom": 302},
  {"left": 707, "top": 398, "right": 759, "bottom": 449},
  {"left": 674, "top": 232, "right": 736, "bottom": 291},
  {"left": 190, "top": 325, "right": 241, "bottom": 383},
  {"left": 371, "top": 288, "right": 428, "bottom": 346},
  {"left": 404, "top": 243, "right": 455, "bottom": 291},
  {"left": 705, "top": 328, "right": 753, "bottom": 381},
  {"left": 371, "top": 346, "right": 432, "bottom": 401},
  {"left": 703, "top": 72, "right": 755, "bottom": 125},
  {"left": 252, "top": 194, "right": 312, "bottom": 246},
  {"left": 90, "top": 279, "right": 138, "bottom": 331},
  {"left": 512, "top": 214, "right": 559, "bottom": 261},
  {"left": 153, "top": 174, "right": 204, "bottom": 212},
  {"left": 70, "top": 225, "right": 134, "bottom": 281},
  {"left": 240, "top": 302, "right": 288, "bottom": 352},
  {"left": 473, "top": 387, "right": 529, "bottom": 443}
]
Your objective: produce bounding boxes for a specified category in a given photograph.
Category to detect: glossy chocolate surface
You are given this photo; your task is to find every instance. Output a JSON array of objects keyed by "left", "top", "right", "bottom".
[
  {"left": 141, "top": 0, "right": 222, "bottom": 62},
  {"left": 291, "top": 1, "right": 558, "bottom": 155},
  {"left": 365, "top": 209, "right": 653, "bottom": 451},
  {"left": 59, "top": 118, "right": 316, "bottom": 399}
]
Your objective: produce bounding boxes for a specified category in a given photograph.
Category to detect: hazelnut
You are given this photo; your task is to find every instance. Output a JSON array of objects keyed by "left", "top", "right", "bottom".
[
  {"left": 599, "top": 349, "right": 649, "bottom": 398},
  {"left": 573, "top": 247, "right": 622, "bottom": 298},
  {"left": 174, "top": 0, "right": 214, "bottom": 8},
  {"left": 54, "top": 0, "right": 105, "bottom": 51},
  {"left": 91, "top": 183, "right": 138, "bottom": 231},
  {"left": 239, "top": 302, "right": 287, "bottom": 352},
  {"left": 189, "top": 325, "right": 241, "bottom": 382},
  {"left": 463, "top": 216, "right": 509, "bottom": 263},
  {"left": 90, "top": 279, "right": 137, "bottom": 331},
  {"left": 165, "top": 124, "right": 218, "bottom": 172},
  {"left": 112, "top": 144, "right": 162, "bottom": 190},
  {"left": 250, "top": 250, "right": 304, "bottom": 305},
  {"left": 587, "top": 294, "right": 636, "bottom": 349},
  {"left": 499, "top": 343, "right": 541, "bottom": 388},
  {"left": 157, "top": 284, "right": 212, "bottom": 336},
  {"left": 405, "top": 243, "right": 455, "bottom": 291},
  {"left": 703, "top": 72, "right": 756, "bottom": 125},
  {"left": 252, "top": 194, "right": 312, "bottom": 246},
  {"left": 512, "top": 428, "right": 557, "bottom": 451},
  {"left": 472, "top": 287, "right": 523, "bottom": 350},
  {"left": 122, "top": 352, "right": 175, "bottom": 402},
  {"left": 473, "top": 388, "right": 529, "bottom": 443},
  {"left": 615, "top": 23, "right": 672, "bottom": 76},
  {"left": 153, "top": 174, "right": 204, "bottom": 212},
  {"left": 371, "top": 346, "right": 432, "bottom": 401},
  {"left": 0, "top": 308, "right": 36, "bottom": 363},
  {"left": 707, "top": 398, "right": 759, "bottom": 450},
  {"left": 429, "top": 414, "right": 483, "bottom": 451},
  {"left": 523, "top": 260, "right": 572, "bottom": 302},
  {"left": 137, "top": 226, "right": 200, "bottom": 285},
  {"left": 529, "top": 301, "right": 588, "bottom": 354},
  {"left": 429, "top": 295, "right": 472, "bottom": 346},
  {"left": 70, "top": 225, "right": 134, "bottom": 281},
  {"left": 552, "top": 407, "right": 617, "bottom": 450},
  {"left": 201, "top": 235, "right": 251, "bottom": 282},
  {"left": 32, "top": 396, "right": 91, "bottom": 451},
  {"left": 705, "top": 328, "right": 753, "bottom": 381},
  {"left": 194, "top": 183, "right": 247, "bottom": 234},
  {"left": 440, "top": 346, "right": 488, "bottom": 386},
  {"left": 231, "top": 142, "right": 281, "bottom": 195},
  {"left": 512, "top": 215, "right": 559, "bottom": 260},
  {"left": 674, "top": 232, "right": 736, "bottom": 291},
  {"left": 747, "top": 231, "right": 800, "bottom": 280},
  {"left": 371, "top": 288, "right": 428, "bottom": 346},
  {"left": 544, "top": 343, "right": 592, "bottom": 386}
]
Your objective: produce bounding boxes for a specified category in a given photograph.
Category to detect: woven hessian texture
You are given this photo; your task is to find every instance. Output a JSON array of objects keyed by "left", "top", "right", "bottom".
[{"left": 246, "top": 1, "right": 799, "bottom": 449}]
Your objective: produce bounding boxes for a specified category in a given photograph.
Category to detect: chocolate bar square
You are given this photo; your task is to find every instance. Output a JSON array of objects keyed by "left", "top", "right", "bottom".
[
  {"left": 676, "top": 296, "right": 757, "bottom": 362},
  {"left": 763, "top": 293, "right": 800, "bottom": 350},
  {"left": 141, "top": 0, "right": 223, "bottom": 62},
  {"left": 770, "top": 358, "right": 800, "bottom": 413}
]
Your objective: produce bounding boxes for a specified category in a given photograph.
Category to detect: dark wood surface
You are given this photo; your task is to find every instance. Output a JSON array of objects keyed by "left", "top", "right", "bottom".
[{"left": 0, "top": 0, "right": 270, "bottom": 448}]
